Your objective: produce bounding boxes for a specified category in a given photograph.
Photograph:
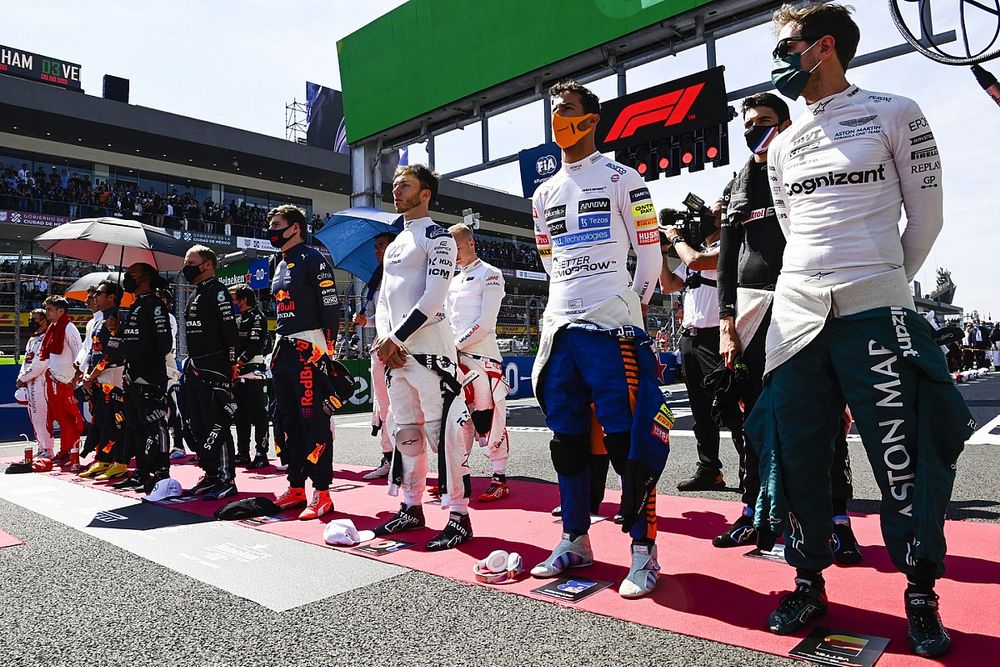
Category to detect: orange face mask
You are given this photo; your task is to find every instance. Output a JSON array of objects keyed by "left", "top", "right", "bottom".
[{"left": 552, "top": 112, "right": 596, "bottom": 149}]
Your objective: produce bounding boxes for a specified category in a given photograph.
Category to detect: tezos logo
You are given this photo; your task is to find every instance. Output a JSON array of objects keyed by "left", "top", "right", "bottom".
[{"left": 535, "top": 155, "right": 557, "bottom": 176}]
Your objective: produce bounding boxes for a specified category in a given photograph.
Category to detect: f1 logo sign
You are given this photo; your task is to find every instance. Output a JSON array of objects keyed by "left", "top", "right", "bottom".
[{"left": 603, "top": 83, "right": 705, "bottom": 143}]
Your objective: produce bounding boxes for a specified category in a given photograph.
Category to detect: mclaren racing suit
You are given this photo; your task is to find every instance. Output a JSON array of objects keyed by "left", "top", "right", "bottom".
[
  {"left": 234, "top": 306, "right": 269, "bottom": 460},
  {"left": 446, "top": 257, "right": 509, "bottom": 475},
  {"left": 184, "top": 277, "right": 239, "bottom": 483},
  {"left": 531, "top": 151, "right": 665, "bottom": 542},
  {"left": 745, "top": 86, "right": 973, "bottom": 583},
  {"left": 376, "top": 216, "right": 471, "bottom": 511},
  {"left": 271, "top": 242, "right": 340, "bottom": 492}
]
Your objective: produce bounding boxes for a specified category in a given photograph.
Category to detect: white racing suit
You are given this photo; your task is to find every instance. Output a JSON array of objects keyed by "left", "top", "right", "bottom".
[
  {"left": 447, "top": 257, "right": 509, "bottom": 474},
  {"left": 377, "top": 216, "right": 471, "bottom": 511},
  {"left": 17, "top": 333, "right": 53, "bottom": 454},
  {"left": 370, "top": 352, "right": 392, "bottom": 455}
]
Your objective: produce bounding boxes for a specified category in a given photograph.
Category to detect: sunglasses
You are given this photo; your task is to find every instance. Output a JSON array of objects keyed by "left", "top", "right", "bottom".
[{"left": 773, "top": 36, "right": 808, "bottom": 59}]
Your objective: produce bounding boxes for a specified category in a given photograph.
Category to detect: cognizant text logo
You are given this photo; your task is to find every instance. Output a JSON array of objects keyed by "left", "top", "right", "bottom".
[{"left": 785, "top": 164, "right": 886, "bottom": 196}]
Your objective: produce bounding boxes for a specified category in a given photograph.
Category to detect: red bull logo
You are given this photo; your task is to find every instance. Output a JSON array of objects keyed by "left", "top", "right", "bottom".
[{"left": 299, "top": 367, "right": 314, "bottom": 407}]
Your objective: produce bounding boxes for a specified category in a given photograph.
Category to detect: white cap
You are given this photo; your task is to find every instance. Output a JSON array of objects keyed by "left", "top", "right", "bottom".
[
  {"left": 14, "top": 386, "right": 28, "bottom": 405},
  {"left": 323, "top": 518, "right": 375, "bottom": 546},
  {"left": 146, "top": 477, "right": 182, "bottom": 501}
]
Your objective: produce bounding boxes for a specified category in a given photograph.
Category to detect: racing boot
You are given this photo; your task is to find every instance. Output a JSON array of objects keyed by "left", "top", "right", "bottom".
[
  {"left": 51, "top": 450, "right": 71, "bottom": 468},
  {"left": 676, "top": 468, "right": 726, "bottom": 492},
  {"left": 906, "top": 589, "right": 950, "bottom": 658},
  {"left": 233, "top": 453, "right": 252, "bottom": 466},
  {"left": 618, "top": 542, "right": 661, "bottom": 599},
  {"left": 112, "top": 472, "right": 147, "bottom": 490},
  {"left": 768, "top": 575, "right": 828, "bottom": 635},
  {"left": 362, "top": 456, "right": 391, "bottom": 480},
  {"left": 274, "top": 487, "right": 308, "bottom": 511},
  {"left": 831, "top": 518, "right": 863, "bottom": 565},
  {"left": 530, "top": 533, "right": 594, "bottom": 578},
  {"left": 204, "top": 481, "right": 239, "bottom": 501},
  {"left": 247, "top": 454, "right": 270, "bottom": 470},
  {"left": 78, "top": 461, "right": 112, "bottom": 479},
  {"left": 425, "top": 511, "right": 473, "bottom": 551},
  {"left": 477, "top": 475, "right": 510, "bottom": 502},
  {"left": 189, "top": 475, "right": 220, "bottom": 496},
  {"left": 713, "top": 510, "right": 757, "bottom": 548},
  {"left": 299, "top": 490, "right": 333, "bottom": 520},
  {"left": 374, "top": 503, "right": 426, "bottom": 536},
  {"left": 95, "top": 462, "right": 129, "bottom": 482}
]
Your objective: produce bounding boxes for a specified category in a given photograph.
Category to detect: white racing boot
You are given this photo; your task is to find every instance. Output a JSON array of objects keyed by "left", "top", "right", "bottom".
[
  {"left": 530, "top": 532, "right": 594, "bottom": 578},
  {"left": 618, "top": 542, "right": 660, "bottom": 599}
]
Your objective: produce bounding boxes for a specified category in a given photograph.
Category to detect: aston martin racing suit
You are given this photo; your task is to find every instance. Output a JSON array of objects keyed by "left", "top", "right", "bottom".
[
  {"left": 446, "top": 257, "right": 509, "bottom": 475},
  {"left": 376, "top": 216, "right": 471, "bottom": 511},
  {"left": 745, "top": 86, "right": 973, "bottom": 584},
  {"left": 531, "top": 151, "right": 665, "bottom": 542}
]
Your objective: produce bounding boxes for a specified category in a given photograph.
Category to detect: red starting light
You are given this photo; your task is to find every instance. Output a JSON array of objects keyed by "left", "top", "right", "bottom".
[
  {"left": 706, "top": 145, "right": 719, "bottom": 160},
  {"left": 682, "top": 151, "right": 694, "bottom": 165},
  {"left": 658, "top": 156, "right": 670, "bottom": 170},
  {"left": 637, "top": 161, "right": 648, "bottom": 175}
]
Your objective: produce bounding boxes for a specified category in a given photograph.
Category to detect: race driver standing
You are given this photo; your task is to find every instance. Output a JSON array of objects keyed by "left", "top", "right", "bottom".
[
  {"left": 530, "top": 81, "right": 669, "bottom": 599},
  {"left": 372, "top": 164, "right": 473, "bottom": 551},
  {"left": 446, "top": 222, "right": 511, "bottom": 501},
  {"left": 749, "top": 4, "right": 973, "bottom": 658},
  {"left": 268, "top": 204, "right": 341, "bottom": 521}
]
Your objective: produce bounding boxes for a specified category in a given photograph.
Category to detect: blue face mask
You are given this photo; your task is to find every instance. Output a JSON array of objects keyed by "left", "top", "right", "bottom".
[
  {"left": 232, "top": 303, "right": 241, "bottom": 315},
  {"left": 771, "top": 40, "right": 821, "bottom": 100}
]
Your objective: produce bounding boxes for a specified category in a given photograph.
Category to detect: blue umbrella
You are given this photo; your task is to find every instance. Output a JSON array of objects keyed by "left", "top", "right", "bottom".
[{"left": 314, "top": 207, "right": 403, "bottom": 280}]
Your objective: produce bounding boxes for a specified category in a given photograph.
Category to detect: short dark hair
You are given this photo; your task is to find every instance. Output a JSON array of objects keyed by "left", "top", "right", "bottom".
[
  {"left": 741, "top": 92, "right": 791, "bottom": 124},
  {"left": 773, "top": 2, "right": 860, "bottom": 70},
  {"left": 549, "top": 80, "right": 601, "bottom": 115},
  {"left": 393, "top": 164, "right": 439, "bottom": 204},
  {"left": 96, "top": 279, "right": 122, "bottom": 304},
  {"left": 131, "top": 262, "right": 168, "bottom": 291},
  {"left": 188, "top": 244, "right": 217, "bottom": 268},
  {"left": 30, "top": 307, "right": 46, "bottom": 320},
  {"left": 229, "top": 283, "right": 257, "bottom": 306},
  {"left": 43, "top": 295, "right": 69, "bottom": 311},
  {"left": 268, "top": 204, "right": 307, "bottom": 231}
]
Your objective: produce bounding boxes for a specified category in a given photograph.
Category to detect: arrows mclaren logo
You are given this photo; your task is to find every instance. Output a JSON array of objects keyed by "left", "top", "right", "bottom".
[{"left": 603, "top": 83, "right": 705, "bottom": 143}]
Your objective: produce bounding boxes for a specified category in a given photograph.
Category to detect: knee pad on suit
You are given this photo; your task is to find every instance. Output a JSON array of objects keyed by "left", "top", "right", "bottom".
[{"left": 394, "top": 426, "right": 425, "bottom": 456}]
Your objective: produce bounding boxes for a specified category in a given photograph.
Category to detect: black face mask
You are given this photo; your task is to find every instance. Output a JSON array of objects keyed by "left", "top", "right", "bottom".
[
  {"left": 268, "top": 225, "right": 292, "bottom": 248},
  {"left": 182, "top": 264, "right": 203, "bottom": 283},
  {"left": 123, "top": 273, "right": 138, "bottom": 294},
  {"left": 744, "top": 124, "right": 780, "bottom": 154},
  {"left": 27, "top": 320, "right": 40, "bottom": 334}
]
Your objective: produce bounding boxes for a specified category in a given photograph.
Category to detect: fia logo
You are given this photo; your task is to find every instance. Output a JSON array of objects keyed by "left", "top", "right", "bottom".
[{"left": 536, "top": 155, "right": 557, "bottom": 176}]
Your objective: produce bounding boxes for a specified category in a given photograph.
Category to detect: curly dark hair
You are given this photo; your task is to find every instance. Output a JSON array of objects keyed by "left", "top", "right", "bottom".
[{"left": 548, "top": 80, "right": 601, "bottom": 115}]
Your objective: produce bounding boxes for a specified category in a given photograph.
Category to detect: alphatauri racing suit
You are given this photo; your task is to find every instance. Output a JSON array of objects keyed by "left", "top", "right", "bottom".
[
  {"left": 376, "top": 216, "right": 471, "bottom": 511},
  {"left": 531, "top": 151, "right": 666, "bottom": 543},
  {"left": 745, "top": 86, "right": 973, "bottom": 584},
  {"left": 446, "top": 257, "right": 509, "bottom": 475}
]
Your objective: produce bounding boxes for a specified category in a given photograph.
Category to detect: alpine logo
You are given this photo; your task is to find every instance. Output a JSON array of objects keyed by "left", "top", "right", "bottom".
[
  {"left": 785, "top": 164, "right": 886, "bottom": 196},
  {"left": 602, "top": 83, "right": 705, "bottom": 143},
  {"left": 839, "top": 114, "right": 877, "bottom": 128}
]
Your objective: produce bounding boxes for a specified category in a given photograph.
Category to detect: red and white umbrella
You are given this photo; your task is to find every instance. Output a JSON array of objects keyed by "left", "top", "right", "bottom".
[{"left": 34, "top": 217, "right": 189, "bottom": 271}]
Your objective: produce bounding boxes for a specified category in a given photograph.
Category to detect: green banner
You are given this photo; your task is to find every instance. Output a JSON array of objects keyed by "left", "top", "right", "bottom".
[
  {"left": 337, "top": 0, "right": 715, "bottom": 142},
  {"left": 339, "top": 358, "right": 373, "bottom": 414}
]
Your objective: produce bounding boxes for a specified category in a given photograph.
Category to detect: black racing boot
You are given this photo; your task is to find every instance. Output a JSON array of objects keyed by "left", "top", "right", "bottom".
[
  {"left": 906, "top": 590, "right": 950, "bottom": 658},
  {"left": 831, "top": 520, "right": 863, "bottom": 565},
  {"left": 768, "top": 576, "right": 828, "bottom": 635},
  {"left": 247, "top": 454, "right": 270, "bottom": 470},
  {"left": 373, "top": 503, "right": 426, "bottom": 536},
  {"left": 713, "top": 512, "right": 757, "bottom": 548},
  {"left": 425, "top": 512, "right": 473, "bottom": 551},
  {"left": 189, "top": 475, "right": 220, "bottom": 496},
  {"left": 676, "top": 468, "right": 726, "bottom": 492}
]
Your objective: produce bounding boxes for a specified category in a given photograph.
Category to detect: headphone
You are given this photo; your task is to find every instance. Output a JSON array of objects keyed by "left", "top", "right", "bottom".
[{"left": 473, "top": 549, "right": 524, "bottom": 584}]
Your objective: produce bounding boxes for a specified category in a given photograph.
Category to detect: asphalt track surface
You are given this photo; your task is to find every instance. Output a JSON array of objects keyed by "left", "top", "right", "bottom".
[{"left": 2, "top": 374, "right": 998, "bottom": 666}]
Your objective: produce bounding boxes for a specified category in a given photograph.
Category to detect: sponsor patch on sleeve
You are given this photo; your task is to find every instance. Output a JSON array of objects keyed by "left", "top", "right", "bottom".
[
  {"left": 535, "top": 234, "right": 550, "bottom": 246},
  {"left": 319, "top": 279, "right": 334, "bottom": 288},
  {"left": 632, "top": 202, "right": 655, "bottom": 218},
  {"left": 634, "top": 217, "right": 657, "bottom": 229},
  {"left": 629, "top": 187, "right": 651, "bottom": 203},
  {"left": 637, "top": 229, "right": 659, "bottom": 245}
]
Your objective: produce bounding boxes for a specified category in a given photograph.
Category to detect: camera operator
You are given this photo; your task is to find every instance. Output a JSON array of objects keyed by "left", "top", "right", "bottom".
[{"left": 659, "top": 203, "right": 742, "bottom": 493}]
